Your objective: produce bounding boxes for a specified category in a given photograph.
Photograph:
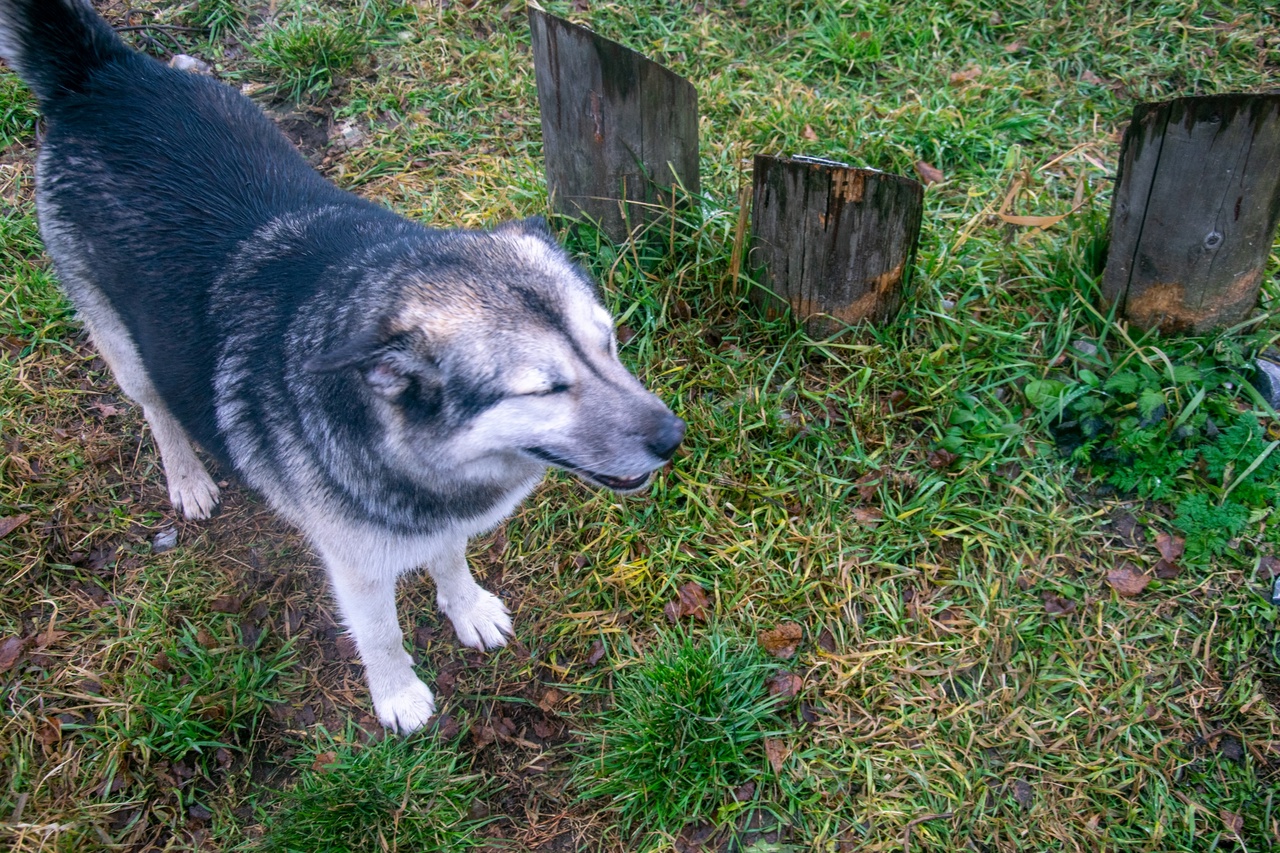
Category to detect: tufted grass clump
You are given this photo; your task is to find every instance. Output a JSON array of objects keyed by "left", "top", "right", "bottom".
[
  {"left": 251, "top": 7, "right": 369, "bottom": 102},
  {"left": 573, "top": 631, "right": 787, "bottom": 840},
  {"left": 257, "top": 726, "right": 493, "bottom": 853}
]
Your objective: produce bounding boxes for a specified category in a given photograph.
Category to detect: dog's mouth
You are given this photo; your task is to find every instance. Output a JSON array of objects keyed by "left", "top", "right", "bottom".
[{"left": 524, "top": 448, "right": 653, "bottom": 493}]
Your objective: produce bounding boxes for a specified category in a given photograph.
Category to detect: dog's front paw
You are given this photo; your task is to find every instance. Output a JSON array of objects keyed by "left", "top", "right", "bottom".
[
  {"left": 373, "top": 679, "right": 437, "bottom": 735},
  {"left": 167, "top": 463, "right": 220, "bottom": 520},
  {"left": 445, "top": 590, "right": 513, "bottom": 651}
]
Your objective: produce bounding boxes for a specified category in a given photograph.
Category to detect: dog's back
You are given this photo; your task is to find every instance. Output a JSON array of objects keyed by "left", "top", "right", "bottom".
[{"left": 0, "top": 0, "right": 400, "bottom": 462}]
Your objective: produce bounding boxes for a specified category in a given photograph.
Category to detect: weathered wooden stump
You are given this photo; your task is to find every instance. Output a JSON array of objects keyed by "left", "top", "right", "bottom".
[
  {"left": 1102, "top": 94, "right": 1280, "bottom": 334},
  {"left": 749, "top": 155, "right": 924, "bottom": 335},
  {"left": 527, "top": 8, "right": 700, "bottom": 242}
]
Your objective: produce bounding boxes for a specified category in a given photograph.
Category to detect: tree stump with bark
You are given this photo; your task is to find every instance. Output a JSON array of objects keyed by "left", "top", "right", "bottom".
[
  {"left": 1102, "top": 94, "right": 1280, "bottom": 334},
  {"left": 749, "top": 155, "right": 924, "bottom": 336}
]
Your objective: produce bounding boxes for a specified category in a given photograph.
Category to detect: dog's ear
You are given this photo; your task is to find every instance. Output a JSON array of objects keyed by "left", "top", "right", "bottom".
[
  {"left": 305, "top": 329, "right": 438, "bottom": 400},
  {"left": 497, "top": 215, "right": 555, "bottom": 242}
]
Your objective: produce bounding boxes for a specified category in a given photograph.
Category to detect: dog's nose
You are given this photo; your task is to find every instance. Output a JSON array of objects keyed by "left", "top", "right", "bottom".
[{"left": 647, "top": 412, "right": 686, "bottom": 460}]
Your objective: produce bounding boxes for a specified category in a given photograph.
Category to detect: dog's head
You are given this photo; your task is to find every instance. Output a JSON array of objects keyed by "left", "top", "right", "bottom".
[{"left": 307, "top": 217, "right": 685, "bottom": 493}]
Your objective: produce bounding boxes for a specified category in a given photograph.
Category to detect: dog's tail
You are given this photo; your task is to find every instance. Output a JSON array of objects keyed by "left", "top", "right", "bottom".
[{"left": 0, "top": 0, "right": 130, "bottom": 105}]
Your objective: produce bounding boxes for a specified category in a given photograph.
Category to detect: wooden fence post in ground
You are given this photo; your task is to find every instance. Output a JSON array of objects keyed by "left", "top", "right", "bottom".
[
  {"left": 1102, "top": 94, "right": 1280, "bottom": 334},
  {"left": 527, "top": 8, "right": 699, "bottom": 242},
  {"left": 749, "top": 155, "right": 924, "bottom": 336}
]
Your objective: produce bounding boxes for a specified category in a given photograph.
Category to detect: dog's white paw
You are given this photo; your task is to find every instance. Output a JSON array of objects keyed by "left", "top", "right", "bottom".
[
  {"left": 446, "top": 590, "right": 513, "bottom": 651},
  {"left": 373, "top": 679, "right": 437, "bottom": 735},
  {"left": 167, "top": 462, "right": 220, "bottom": 520}
]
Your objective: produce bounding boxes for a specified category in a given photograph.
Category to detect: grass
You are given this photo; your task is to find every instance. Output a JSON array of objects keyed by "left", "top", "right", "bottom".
[
  {"left": 1, "top": 0, "right": 1279, "bottom": 850},
  {"left": 257, "top": 725, "right": 493, "bottom": 852},
  {"left": 572, "top": 630, "right": 788, "bottom": 844}
]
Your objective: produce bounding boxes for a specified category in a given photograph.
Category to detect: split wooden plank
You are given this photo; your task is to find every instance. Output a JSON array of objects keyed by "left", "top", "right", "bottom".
[{"left": 528, "top": 8, "right": 699, "bottom": 242}]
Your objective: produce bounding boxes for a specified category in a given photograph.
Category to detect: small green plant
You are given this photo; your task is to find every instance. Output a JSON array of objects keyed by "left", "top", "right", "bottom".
[
  {"left": 573, "top": 631, "right": 787, "bottom": 841},
  {"left": 257, "top": 726, "right": 492, "bottom": 853},
  {"left": 1032, "top": 335, "right": 1280, "bottom": 561},
  {"left": 124, "top": 620, "right": 294, "bottom": 764},
  {"left": 251, "top": 8, "right": 369, "bottom": 102}
]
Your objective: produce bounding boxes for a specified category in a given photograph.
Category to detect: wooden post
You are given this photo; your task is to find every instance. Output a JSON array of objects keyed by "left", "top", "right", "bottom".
[
  {"left": 749, "top": 155, "right": 923, "bottom": 335},
  {"left": 1102, "top": 94, "right": 1280, "bottom": 334},
  {"left": 527, "top": 8, "right": 700, "bottom": 243}
]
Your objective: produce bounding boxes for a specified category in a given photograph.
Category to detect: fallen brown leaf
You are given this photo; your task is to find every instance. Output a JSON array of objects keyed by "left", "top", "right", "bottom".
[
  {"left": 926, "top": 448, "right": 958, "bottom": 470},
  {"left": 0, "top": 514, "right": 30, "bottom": 539},
  {"left": 1155, "top": 531, "right": 1185, "bottom": 562},
  {"left": 665, "top": 581, "right": 711, "bottom": 623},
  {"left": 759, "top": 622, "right": 803, "bottom": 659},
  {"left": 852, "top": 506, "right": 884, "bottom": 526},
  {"left": 764, "top": 737, "right": 790, "bottom": 773},
  {"left": 311, "top": 750, "right": 338, "bottom": 772},
  {"left": 211, "top": 594, "right": 243, "bottom": 614},
  {"left": 586, "top": 639, "right": 606, "bottom": 666},
  {"left": 914, "top": 161, "right": 944, "bottom": 185},
  {"left": 949, "top": 65, "right": 981, "bottom": 85},
  {"left": 853, "top": 471, "right": 880, "bottom": 502},
  {"left": 1107, "top": 564, "right": 1150, "bottom": 597},
  {"left": 37, "top": 717, "right": 61, "bottom": 748},
  {"left": 0, "top": 636, "right": 26, "bottom": 673},
  {"left": 1220, "top": 809, "right": 1243, "bottom": 835},
  {"left": 1154, "top": 559, "right": 1181, "bottom": 580},
  {"left": 1081, "top": 69, "right": 1104, "bottom": 85},
  {"left": 1043, "top": 592, "right": 1077, "bottom": 616},
  {"left": 802, "top": 124, "right": 818, "bottom": 141},
  {"left": 817, "top": 627, "right": 836, "bottom": 653},
  {"left": 767, "top": 671, "right": 803, "bottom": 698}
]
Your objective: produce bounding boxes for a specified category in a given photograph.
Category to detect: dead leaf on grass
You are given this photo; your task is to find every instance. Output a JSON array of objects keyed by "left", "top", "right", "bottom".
[
  {"left": 0, "top": 514, "right": 30, "bottom": 539},
  {"left": 1154, "top": 559, "right": 1181, "bottom": 580},
  {"left": 914, "top": 161, "right": 944, "bottom": 185},
  {"left": 1220, "top": 809, "right": 1243, "bottom": 835},
  {"left": 764, "top": 737, "right": 790, "bottom": 773},
  {"left": 211, "top": 594, "right": 243, "bottom": 614},
  {"left": 948, "top": 65, "right": 981, "bottom": 85},
  {"left": 759, "top": 622, "right": 802, "bottom": 658},
  {"left": 817, "top": 627, "right": 836, "bottom": 653},
  {"left": 1043, "top": 592, "right": 1077, "bottom": 616},
  {"left": 767, "top": 671, "right": 803, "bottom": 698},
  {"left": 926, "top": 448, "right": 958, "bottom": 470},
  {"left": 1011, "top": 778, "right": 1034, "bottom": 809},
  {"left": 1155, "top": 530, "right": 1185, "bottom": 562},
  {"left": 586, "top": 639, "right": 606, "bottom": 666},
  {"left": 311, "top": 750, "right": 338, "bottom": 772},
  {"left": 852, "top": 506, "right": 884, "bottom": 527},
  {"left": 1081, "top": 69, "right": 1104, "bottom": 85},
  {"left": 37, "top": 717, "right": 61, "bottom": 749},
  {"left": 0, "top": 636, "right": 26, "bottom": 673},
  {"left": 664, "top": 581, "right": 711, "bottom": 623},
  {"left": 1107, "top": 563, "right": 1150, "bottom": 597},
  {"left": 853, "top": 471, "right": 880, "bottom": 501}
]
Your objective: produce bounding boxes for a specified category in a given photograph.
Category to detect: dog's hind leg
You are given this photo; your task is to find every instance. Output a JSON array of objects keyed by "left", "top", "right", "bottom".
[
  {"left": 428, "top": 536, "right": 514, "bottom": 651},
  {"left": 79, "top": 309, "right": 221, "bottom": 520},
  {"left": 316, "top": 542, "right": 436, "bottom": 734}
]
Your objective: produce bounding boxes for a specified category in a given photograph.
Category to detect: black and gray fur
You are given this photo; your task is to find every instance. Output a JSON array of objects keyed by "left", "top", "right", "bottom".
[{"left": 0, "top": 0, "right": 684, "bottom": 733}]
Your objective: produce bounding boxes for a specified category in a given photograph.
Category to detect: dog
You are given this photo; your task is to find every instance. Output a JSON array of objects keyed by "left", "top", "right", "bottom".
[{"left": 0, "top": 0, "right": 685, "bottom": 734}]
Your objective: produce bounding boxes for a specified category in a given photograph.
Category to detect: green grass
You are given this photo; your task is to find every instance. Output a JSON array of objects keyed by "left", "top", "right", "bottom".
[
  {"left": 249, "top": 4, "right": 372, "bottom": 102},
  {"left": 2, "top": 0, "right": 1279, "bottom": 850},
  {"left": 256, "top": 726, "right": 493, "bottom": 852},
  {"left": 572, "top": 630, "right": 788, "bottom": 843}
]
